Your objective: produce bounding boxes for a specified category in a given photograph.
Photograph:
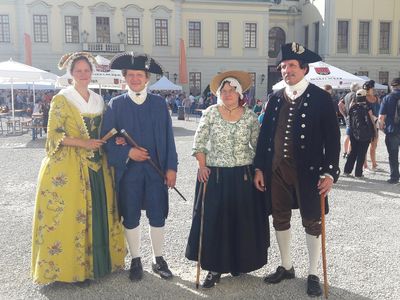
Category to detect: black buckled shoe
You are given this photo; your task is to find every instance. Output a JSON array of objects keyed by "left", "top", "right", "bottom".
[
  {"left": 129, "top": 257, "right": 143, "bottom": 282},
  {"left": 307, "top": 275, "right": 322, "bottom": 297},
  {"left": 152, "top": 256, "right": 173, "bottom": 279},
  {"left": 264, "top": 266, "right": 295, "bottom": 284},
  {"left": 202, "top": 272, "right": 221, "bottom": 288}
]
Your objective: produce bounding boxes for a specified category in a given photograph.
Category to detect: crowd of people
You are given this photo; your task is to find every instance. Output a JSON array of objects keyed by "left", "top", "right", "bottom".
[{"left": 28, "top": 42, "right": 400, "bottom": 298}]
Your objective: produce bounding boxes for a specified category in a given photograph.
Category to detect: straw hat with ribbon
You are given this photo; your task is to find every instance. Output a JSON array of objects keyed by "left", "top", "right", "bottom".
[{"left": 210, "top": 70, "right": 252, "bottom": 98}]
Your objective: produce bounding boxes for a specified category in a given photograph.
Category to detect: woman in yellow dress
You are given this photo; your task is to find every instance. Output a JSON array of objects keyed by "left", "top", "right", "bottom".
[{"left": 31, "top": 52, "right": 125, "bottom": 285}]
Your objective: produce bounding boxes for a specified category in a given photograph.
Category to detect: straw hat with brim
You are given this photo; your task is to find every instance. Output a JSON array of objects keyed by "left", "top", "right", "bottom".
[{"left": 210, "top": 71, "right": 252, "bottom": 96}]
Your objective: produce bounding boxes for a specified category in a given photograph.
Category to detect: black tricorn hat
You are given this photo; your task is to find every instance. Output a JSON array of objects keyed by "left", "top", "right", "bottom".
[
  {"left": 276, "top": 42, "right": 322, "bottom": 66},
  {"left": 109, "top": 52, "right": 164, "bottom": 75}
]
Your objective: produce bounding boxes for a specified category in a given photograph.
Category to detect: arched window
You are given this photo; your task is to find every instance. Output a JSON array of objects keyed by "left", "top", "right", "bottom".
[{"left": 268, "top": 27, "right": 285, "bottom": 58}]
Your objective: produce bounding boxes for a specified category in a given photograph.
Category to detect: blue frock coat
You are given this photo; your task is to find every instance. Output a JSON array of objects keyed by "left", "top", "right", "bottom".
[{"left": 101, "top": 93, "right": 178, "bottom": 227}]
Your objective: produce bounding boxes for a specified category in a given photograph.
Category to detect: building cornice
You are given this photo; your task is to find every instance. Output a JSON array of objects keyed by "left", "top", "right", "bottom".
[
  {"left": 88, "top": 2, "right": 116, "bottom": 14},
  {"left": 121, "top": 4, "right": 144, "bottom": 13},
  {"left": 58, "top": 1, "right": 83, "bottom": 10},
  {"left": 150, "top": 5, "right": 173, "bottom": 14},
  {"left": 27, "top": 0, "right": 52, "bottom": 9}
]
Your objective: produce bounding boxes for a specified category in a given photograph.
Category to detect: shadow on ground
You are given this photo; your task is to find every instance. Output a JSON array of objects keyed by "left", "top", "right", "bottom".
[
  {"left": 35, "top": 271, "right": 372, "bottom": 300},
  {"left": 173, "top": 126, "right": 196, "bottom": 137}
]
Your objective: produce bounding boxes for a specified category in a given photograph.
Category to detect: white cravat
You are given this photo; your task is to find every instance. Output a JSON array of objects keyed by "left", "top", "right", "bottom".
[
  {"left": 285, "top": 78, "right": 309, "bottom": 100},
  {"left": 128, "top": 86, "right": 148, "bottom": 105}
]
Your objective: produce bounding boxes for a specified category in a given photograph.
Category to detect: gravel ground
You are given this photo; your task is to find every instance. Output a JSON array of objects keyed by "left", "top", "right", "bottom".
[{"left": 0, "top": 117, "right": 399, "bottom": 300}]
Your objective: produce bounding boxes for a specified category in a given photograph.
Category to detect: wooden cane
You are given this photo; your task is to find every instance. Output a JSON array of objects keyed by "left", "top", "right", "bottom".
[
  {"left": 321, "top": 193, "right": 328, "bottom": 299},
  {"left": 120, "top": 129, "right": 187, "bottom": 201},
  {"left": 196, "top": 181, "right": 207, "bottom": 289},
  {"left": 101, "top": 128, "right": 118, "bottom": 142}
]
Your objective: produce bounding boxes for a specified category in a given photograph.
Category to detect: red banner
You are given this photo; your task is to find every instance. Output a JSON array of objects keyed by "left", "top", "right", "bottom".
[
  {"left": 24, "top": 33, "right": 32, "bottom": 66},
  {"left": 179, "top": 38, "right": 188, "bottom": 84}
]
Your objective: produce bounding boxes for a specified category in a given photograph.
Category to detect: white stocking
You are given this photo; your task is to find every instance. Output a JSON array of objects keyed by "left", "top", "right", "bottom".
[
  {"left": 276, "top": 229, "right": 292, "bottom": 270},
  {"left": 125, "top": 226, "right": 141, "bottom": 259},
  {"left": 306, "top": 233, "right": 321, "bottom": 276},
  {"left": 150, "top": 226, "right": 165, "bottom": 263}
]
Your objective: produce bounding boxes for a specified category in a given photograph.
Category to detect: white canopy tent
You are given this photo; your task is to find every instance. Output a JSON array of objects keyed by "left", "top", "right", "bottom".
[
  {"left": 148, "top": 76, "right": 182, "bottom": 91},
  {"left": 0, "top": 58, "right": 58, "bottom": 132},
  {"left": 57, "top": 70, "right": 125, "bottom": 90},
  {"left": 57, "top": 55, "right": 125, "bottom": 91},
  {"left": 272, "top": 61, "right": 365, "bottom": 90},
  {"left": 357, "top": 76, "right": 388, "bottom": 90},
  {"left": 0, "top": 81, "right": 56, "bottom": 90}
]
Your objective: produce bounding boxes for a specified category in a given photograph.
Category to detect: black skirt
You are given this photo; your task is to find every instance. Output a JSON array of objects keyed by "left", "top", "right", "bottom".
[{"left": 185, "top": 165, "right": 270, "bottom": 273}]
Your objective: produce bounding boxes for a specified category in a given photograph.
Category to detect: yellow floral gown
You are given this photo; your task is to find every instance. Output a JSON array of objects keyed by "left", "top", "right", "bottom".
[{"left": 31, "top": 91, "right": 125, "bottom": 284}]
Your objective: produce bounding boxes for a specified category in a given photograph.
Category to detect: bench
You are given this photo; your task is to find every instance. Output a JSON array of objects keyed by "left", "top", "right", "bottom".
[{"left": 21, "top": 119, "right": 32, "bottom": 133}]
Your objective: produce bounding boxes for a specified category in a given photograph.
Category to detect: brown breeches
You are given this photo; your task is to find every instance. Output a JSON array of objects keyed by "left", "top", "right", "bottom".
[{"left": 271, "top": 158, "right": 321, "bottom": 236}]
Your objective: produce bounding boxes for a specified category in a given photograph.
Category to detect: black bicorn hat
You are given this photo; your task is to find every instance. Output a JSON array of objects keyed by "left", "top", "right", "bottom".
[
  {"left": 109, "top": 52, "right": 164, "bottom": 75},
  {"left": 276, "top": 42, "right": 322, "bottom": 66}
]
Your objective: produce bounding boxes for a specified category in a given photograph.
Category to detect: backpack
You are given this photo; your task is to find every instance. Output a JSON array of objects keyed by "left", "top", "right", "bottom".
[
  {"left": 349, "top": 103, "right": 374, "bottom": 141},
  {"left": 394, "top": 97, "right": 400, "bottom": 125}
]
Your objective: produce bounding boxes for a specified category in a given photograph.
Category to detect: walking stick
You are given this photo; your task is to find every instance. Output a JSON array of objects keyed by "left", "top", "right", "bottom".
[
  {"left": 320, "top": 193, "right": 329, "bottom": 299},
  {"left": 196, "top": 181, "right": 207, "bottom": 289},
  {"left": 120, "top": 129, "right": 187, "bottom": 202}
]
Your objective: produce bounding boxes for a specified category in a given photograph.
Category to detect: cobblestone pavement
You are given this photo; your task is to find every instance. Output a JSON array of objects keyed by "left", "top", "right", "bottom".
[{"left": 0, "top": 117, "right": 399, "bottom": 300}]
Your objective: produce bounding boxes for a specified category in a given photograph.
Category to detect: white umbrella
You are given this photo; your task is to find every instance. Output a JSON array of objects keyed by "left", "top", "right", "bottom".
[
  {"left": 148, "top": 76, "right": 183, "bottom": 91},
  {"left": 0, "top": 58, "right": 58, "bottom": 132},
  {"left": 272, "top": 61, "right": 365, "bottom": 90}
]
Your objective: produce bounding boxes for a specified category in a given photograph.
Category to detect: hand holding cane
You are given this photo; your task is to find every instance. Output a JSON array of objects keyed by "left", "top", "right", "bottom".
[
  {"left": 120, "top": 129, "right": 187, "bottom": 202},
  {"left": 101, "top": 128, "right": 118, "bottom": 142},
  {"left": 196, "top": 181, "right": 207, "bottom": 289},
  {"left": 320, "top": 192, "right": 328, "bottom": 299}
]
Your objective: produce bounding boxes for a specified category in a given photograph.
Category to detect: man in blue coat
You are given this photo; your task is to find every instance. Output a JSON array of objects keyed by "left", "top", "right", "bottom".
[
  {"left": 101, "top": 53, "right": 178, "bottom": 282},
  {"left": 254, "top": 43, "right": 340, "bottom": 297},
  {"left": 379, "top": 77, "right": 400, "bottom": 184}
]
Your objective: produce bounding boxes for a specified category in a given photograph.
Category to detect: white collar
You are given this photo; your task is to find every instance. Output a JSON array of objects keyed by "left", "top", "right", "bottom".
[
  {"left": 59, "top": 86, "right": 103, "bottom": 114},
  {"left": 284, "top": 78, "right": 309, "bottom": 100},
  {"left": 128, "top": 85, "right": 148, "bottom": 105}
]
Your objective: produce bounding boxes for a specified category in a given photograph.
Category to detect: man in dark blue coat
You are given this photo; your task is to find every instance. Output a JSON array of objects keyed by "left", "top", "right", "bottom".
[
  {"left": 254, "top": 42, "right": 340, "bottom": 297},
  {"left": 101, "top": 53, "right": 178, "bottom": 282},
  {"left": 379, "top": 77, "right": 400, "bottom": 184}
]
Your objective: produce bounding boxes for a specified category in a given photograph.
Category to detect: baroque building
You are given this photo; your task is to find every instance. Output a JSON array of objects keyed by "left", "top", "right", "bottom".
[{"left": 0, "top": 0, "right": 399, "bottom": 98}]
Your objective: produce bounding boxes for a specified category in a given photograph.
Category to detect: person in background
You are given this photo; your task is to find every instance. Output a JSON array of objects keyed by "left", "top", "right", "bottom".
[
  {"left": 362, "top": 80, "right": 380, "bottom": 171},
  {"left": 338, "top": 82, "right": 360, "bottom": 158},
  {"left": 186, "top": 70, "right": 269, "bottom": 288},
  {"left": 253, "top": 99, "right": 263, "bottom": 116},
  {"left": 254, "top": 42, "right": 340, "bottom": 297},
  {"left": 101, "top": 53, "right": 178, "bottom": 282},
  {"left": 343, "top": 89, "right": 376, "bottom": 178},
  {"left": 379, "top": 77, "right": 400, "bottom": 184},
  {"left": 182, "top": 94, "right": 192, "bottom": 120},
  {"left": 323, "top": 84, "right": 341, "bottom": 123},
  {"left": 31, "top": 52, "right": 125, "bottom": 285}
]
